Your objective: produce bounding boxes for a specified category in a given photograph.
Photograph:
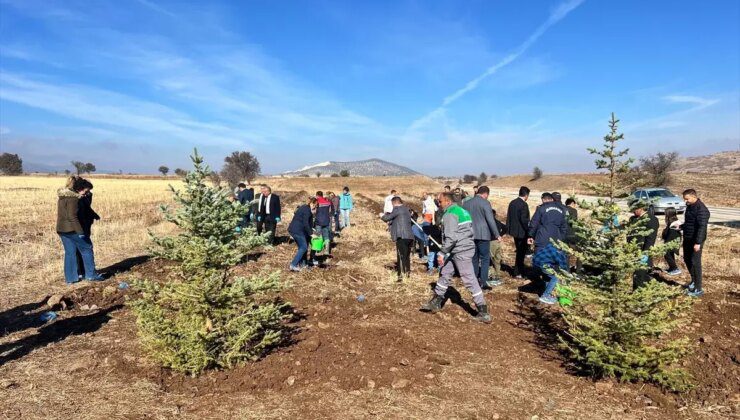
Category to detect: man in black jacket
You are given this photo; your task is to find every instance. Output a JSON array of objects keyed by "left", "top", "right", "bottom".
[
  {"left": 506, "top": 186, "right": 530, "bottom": 278},
  {"left": 629, "top": 201, "right": 659, "bottom": 289},
  {"left": 256, "top": 184, "right": 281, "bottom": 245},
  {"left": 381, "top": 197, "right": 415, "bottom": 281},
  {"left": 237, "top": 183, "right": 255, "bottom": 226},
  {"left": 76, "top": 179, "right": 101, "bottom": 278},
  {"left": 681, "top": 189, "right": 710, "bottom": 297}
]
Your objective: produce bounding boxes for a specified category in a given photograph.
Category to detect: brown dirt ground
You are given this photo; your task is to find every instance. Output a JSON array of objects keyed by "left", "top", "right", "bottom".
[{"left": 1, "top": 190, "right": 738, "bottom": 419}]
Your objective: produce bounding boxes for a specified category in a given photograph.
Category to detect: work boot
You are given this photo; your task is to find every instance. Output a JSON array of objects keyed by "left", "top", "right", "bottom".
[
  {"left": 474, "top": 304, "right": 492, "bottom": 324},
  {"left": 420, "top": 294, "right": 444, "bottom": 313}
]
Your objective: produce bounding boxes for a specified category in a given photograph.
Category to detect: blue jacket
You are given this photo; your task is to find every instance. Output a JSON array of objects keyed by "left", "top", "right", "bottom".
[
  {"left": 237, "top": 188, "right": 254, "bottom": 205},
  {"left": 528, "top": 201, "right": 568, "bottom": 250},
  {"left": 288, "top": 204, "right": 313, "bottom": 237},
  {"left": 339, "top": 192, "right": 353, "bottom": 210}
]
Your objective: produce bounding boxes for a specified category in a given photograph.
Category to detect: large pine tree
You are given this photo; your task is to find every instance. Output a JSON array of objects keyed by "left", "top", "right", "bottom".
[
  {"left": 131, "top": 150, "right": 288, "bottom": 375},
  {"left": 556, "top": 114, "right": 693, "bottom": 391}
]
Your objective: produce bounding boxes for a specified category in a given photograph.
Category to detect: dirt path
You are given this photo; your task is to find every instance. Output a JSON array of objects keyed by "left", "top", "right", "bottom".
[{"left": 0, "top": 192, "right": 737, "bottom": 419}]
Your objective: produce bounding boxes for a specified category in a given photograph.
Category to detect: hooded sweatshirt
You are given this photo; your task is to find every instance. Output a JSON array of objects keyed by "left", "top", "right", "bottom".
[
  {"left": 56, "top": 188, "right": 84, "bottom": 234},
  {"left": 339, "top": 192, "right": 353, "bottom": 210}
]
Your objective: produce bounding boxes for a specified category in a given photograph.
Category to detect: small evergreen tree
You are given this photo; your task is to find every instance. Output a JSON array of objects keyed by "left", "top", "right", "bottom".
[
  {"left": 131, "top": 150, "right": 288, "bottom": 375},
  {"left": 158, "top": 165, "right": 169, "bottom": 176},
  {"left": 150, "top": 151, "right": 268, "bottom": 273},
  {"left": 556, "top": 113, "right": 692, "bottom": 391}
]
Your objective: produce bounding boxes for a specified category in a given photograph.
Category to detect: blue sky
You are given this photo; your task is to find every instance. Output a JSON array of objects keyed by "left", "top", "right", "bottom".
[{"left": 0, "top": 0, "right": 738, "bottom": 175}]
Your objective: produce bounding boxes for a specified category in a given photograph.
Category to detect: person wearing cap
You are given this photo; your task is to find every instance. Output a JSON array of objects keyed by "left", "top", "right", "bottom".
[
  {"left": 528, "top": 192, "right": 568, "bottom": 304},
  {"left": 628, "top": 199, "right": 659, "bottom": 289}
]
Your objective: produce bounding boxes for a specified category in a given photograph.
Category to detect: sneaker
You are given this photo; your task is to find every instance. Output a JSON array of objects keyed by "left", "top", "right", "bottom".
[
  {"left": 686, "top": 282, "right": 695, "bottom": 291},
  {"left": 514, "top": 274, "right": 523, "bottom": 279},
  {"left": 85, "top": 273, "right": 105, "bottom": 282},
  {"left": 687, "top": 289, "right": 704, "bottom": 298},
  {"left": 66, "top": 279, "right": 81, "bottom": 285},
  {"left": 538, "top": 295, "right": 557, "bottom": 305},
  {"left": 487, "top": 278, "right": 503, "bottom": 287},
  {"left": 666, "top": 269, "right": 682, "bottom": 276},
  {"left": 289, "top": 265, "right": 302, "bottom": 272}
]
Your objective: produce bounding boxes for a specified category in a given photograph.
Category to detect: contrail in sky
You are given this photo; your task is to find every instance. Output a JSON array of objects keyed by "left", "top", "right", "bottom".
[{"left": 407, "top": 0, "right": 586, "bottom": 132}]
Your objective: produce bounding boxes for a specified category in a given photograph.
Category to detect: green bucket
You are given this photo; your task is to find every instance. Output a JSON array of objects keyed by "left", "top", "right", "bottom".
[
  {"left": 310, "top": 235, "right": 324, "bottom": 251},
  {"left": 556, "top": 284, "right": 575, "bottom": 307}
]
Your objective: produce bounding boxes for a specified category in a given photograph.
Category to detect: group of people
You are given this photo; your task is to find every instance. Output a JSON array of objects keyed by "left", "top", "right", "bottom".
[
  {"left": 56, "top": 175, "right": 104, "bottom": 283},
  {"left": 287, "top": 187, "right": 354, "bottom": 271},
  {"left": 377, "top": 183, "right": 711, "bottom": 323},
  {"left": 56, "top": 176, "right": 710, "bottom": 306},
  {"left": 628, "top": 189, "right": 710, "bottom": 297}
]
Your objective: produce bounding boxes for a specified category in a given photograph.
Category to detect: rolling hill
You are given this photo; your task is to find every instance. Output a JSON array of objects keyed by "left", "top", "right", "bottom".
[{"left": 283, "top": 159, "right": 420, "bottom": 177}]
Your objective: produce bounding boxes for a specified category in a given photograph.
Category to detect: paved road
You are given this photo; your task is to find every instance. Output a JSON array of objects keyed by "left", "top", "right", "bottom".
[{"left": 488, "top": 187, "right": 740, "bottom": 226}]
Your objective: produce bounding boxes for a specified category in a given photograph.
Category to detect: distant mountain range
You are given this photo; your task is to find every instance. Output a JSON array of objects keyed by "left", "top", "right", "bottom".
[{"left": 283, "top": 159, "right": 420, "bottom": 177}]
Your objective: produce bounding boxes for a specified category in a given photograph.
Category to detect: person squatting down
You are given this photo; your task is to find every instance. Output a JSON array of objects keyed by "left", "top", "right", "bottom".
[
  {"left": 528, "top": 192, "right": 568, "bottom": 305},
  {"left": 421, "top": 192, "right": 492, "bottom": 323}
]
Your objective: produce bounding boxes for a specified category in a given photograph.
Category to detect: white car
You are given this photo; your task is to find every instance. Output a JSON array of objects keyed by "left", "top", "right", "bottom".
[{"left": 630, "top": 188, "right": 686, "bottom": 214}]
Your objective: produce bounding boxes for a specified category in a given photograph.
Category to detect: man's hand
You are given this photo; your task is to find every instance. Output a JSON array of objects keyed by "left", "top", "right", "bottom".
[
  {"left": 495, "top": 236, "right": 503, "bottom": 242},
  {"left": 527, "top": 238, "right": 534, "bottom": 245},
  {"left": 437, "top": 254, "right": 445, "bottom": 267},
  {"left": 694, "top": 244, "right": 701, "bottom": 252}
]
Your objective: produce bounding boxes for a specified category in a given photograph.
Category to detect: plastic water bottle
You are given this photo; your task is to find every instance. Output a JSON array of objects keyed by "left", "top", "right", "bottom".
[
  {"left": 39, "top": 311, "right": 57, "bottom": 323},
  {"left": 357, "top": 294, "right": 366, "bottom": 303}
]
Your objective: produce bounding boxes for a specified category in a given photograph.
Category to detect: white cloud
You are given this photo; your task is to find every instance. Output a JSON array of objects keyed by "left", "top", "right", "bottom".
[{"left": 662, "top": 95, "right": 719, "bottom": 109}]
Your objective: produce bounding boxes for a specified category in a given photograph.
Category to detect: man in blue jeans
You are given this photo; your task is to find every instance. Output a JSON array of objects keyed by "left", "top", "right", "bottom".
[
  {"left": 56, "top": 180, "right": 104, "bottom": 283},
  {"left": 463, "top": 186, "right": 502, "bottom": 290},
  {"left": 528, "top": 192, "right": 568, "bottom": 304}
]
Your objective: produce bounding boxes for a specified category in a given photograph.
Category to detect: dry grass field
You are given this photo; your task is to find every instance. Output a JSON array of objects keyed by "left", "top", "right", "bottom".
[{"left": 1, "top": 174, "right": 738, "bottom": 419}]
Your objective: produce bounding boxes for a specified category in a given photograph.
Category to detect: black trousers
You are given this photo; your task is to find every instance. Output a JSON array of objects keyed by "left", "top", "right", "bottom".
[
  {"left": 513, "top": 237, "right": 529, "bottom": 276},
  {"left": 664, "top": 251, "right": 678, "bottom": 271},
  {"left": 683, "top": 243, "right": 703, "bottom": 291},
  {"left": 257, "top": 219, "right": 277, "bottom": 245},
  {"left": 396, "top": 239, "right": 414, "bottom": 279}
]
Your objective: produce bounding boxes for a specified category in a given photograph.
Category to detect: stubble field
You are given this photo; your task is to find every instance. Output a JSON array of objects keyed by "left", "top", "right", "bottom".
[{"left": 0, "top": 174, "right": 738, "bottom": 419}]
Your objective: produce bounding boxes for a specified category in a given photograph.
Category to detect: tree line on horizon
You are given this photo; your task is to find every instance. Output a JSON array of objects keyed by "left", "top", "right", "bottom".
[{"left": 0, "top": 150, "right": 684, "bottom": 188}]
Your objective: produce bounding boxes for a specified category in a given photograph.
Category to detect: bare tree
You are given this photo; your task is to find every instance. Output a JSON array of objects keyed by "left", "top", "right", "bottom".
[
  {"left": 221, "top": 151, "right": 260, "bottom": 187},
  {"left": 638, "top": 152, "right": 679, "bottom": 186},
  {"left": 71, "top": 161, "right": 86, "bottom": 175},
  {"left": 478, "top": 172, "right": 488, "bottom": 185},
  {"left": 531, "top": 166, "right": 543, "bottom": 181}
]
